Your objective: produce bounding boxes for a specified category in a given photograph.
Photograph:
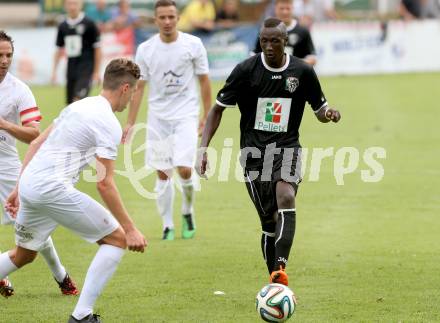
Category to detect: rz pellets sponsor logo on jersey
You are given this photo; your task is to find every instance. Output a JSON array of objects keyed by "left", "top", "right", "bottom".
[
  {"left": 254, "top": 98, "right": 292, "bottom": 132},
  {"left": 265, "top": 102, "right": 282, "bottom": 123}
]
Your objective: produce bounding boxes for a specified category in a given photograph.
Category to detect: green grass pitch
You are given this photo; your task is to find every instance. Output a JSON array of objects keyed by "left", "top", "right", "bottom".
[{"left": 1, "top": 73, "right": 439, "bottom": 322}]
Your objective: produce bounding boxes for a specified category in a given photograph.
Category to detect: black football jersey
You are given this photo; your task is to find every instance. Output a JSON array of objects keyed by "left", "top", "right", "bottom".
[
  {"left": 216, "top": 53, "right": 327, "bottom": 169},
  {"left": 254, "top": 21, "right": 316, "bottom": 59},
  {"left": 56, "top": 14, "right": 100, "bottom": 76}
]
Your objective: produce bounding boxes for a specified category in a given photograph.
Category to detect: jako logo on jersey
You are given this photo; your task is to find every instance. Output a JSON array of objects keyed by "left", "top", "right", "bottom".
[
  {"left": 285, "top": 76, "right": 299, "bottom": 93},
  {"left": 265, "top": 102, "right": 282, "bottom": 123},
  {"left": 272, "top": 75, "right": 282, "bottom": 79},
  {"left": 0, "top": 135, "right": 6, "bottom": 142}
]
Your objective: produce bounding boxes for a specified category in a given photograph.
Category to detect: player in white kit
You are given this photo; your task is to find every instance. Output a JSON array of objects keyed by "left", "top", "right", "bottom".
[
  {"left": 1, "top": 58, "right": 147, "bottom": 323},
  {"left": 0, "top": 30, "right": 78, "bottom": 298},
  {"left": 122, "top": 0, "right": 212, "bottom": 240}
]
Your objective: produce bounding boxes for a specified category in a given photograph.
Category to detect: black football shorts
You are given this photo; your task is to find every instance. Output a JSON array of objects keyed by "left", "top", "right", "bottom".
[{"left": 244, "top": 148, "right": 302, "bottom": 232}]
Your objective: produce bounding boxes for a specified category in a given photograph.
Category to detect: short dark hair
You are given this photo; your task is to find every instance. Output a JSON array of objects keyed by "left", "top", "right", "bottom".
[
  {"left": 263, "top": 17, "right": 283, "bottom": 28},
  {"left": 260, "top": 17, "right": 287, "bottom": 38},
  {"left": 0, "top": 30, "right": 14, "bottom": 53},
  {"left": 275, "top": 0, "right": 292, "bottom": 5},
  {"left": 155, "top": 0, "right": 177, "bottom": 10},
  {"left": 103, "top": 58, "right": 140, "bottom": 90}
]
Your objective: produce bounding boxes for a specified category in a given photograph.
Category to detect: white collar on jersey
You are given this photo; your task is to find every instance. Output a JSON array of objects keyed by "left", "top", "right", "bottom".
[
  {"left": 286, "top": 19, "right": 298, "bottom": 32},
  {"left": 98, "top": 95, "right": 113, "bottom": 111},
  {"left": 261, "top": 53, "right": 290, "bottom": 72},
  {"left": 66, "top": 12, "right": 85, "bottom": 26},
  {"left": 0, "top": 72, "right": 11, "bottom": 87}
]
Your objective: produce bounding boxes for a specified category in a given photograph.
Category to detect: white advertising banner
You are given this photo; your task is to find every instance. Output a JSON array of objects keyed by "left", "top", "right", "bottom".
[
  {"left": 7, "top": 27, "right": 134, "bottom": 85},
  {"left": 312, "top": 20, "right": 440, "bottom": 75},
  {"left": 8, "top": 28, "right": 58, "bottom": 85},
  {"left": 6, "top": 20, "right": 440, "bottom": 84}
]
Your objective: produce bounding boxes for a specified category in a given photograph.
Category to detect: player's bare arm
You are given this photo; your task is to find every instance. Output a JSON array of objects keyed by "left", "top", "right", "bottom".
[
  {"left": 198, "top": 73, "right": 212, "bottom": 135},
  {"left": 95, "top": 156, "right": 147, "bottom": 252},
  {"left": 197, "top": 104, "right": 226, "bottom": 176},
  {"left": 315, "top": 105, "right": 341, "bottom": 123},
  {"left": 51, "top": 48, "right": 64, "bottom": 84},
  {"left": 0, "top": 119, "right": 39, "bottom": 144},
  {"left": 303, "top": 55, "right": 317, "bottom": 66},
  {"left": 122, "top": 79, "right": 146, "bottom": 143},
  {"left": 92, "top": 46, "right": 102, "bottom": 84}
]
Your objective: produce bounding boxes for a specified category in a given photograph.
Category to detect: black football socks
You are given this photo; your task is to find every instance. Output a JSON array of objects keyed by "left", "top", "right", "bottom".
[{"left": 273, "top": 209, "right": 296, "bottom": 271}]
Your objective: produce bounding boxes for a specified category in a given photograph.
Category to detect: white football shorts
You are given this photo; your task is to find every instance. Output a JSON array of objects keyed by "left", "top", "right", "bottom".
[
  {"left": 146, "top": 114, "right": 198, "bottom": 170},
  {"left": 0, "top": 179, "right": 16, "bottom": 225},
  {"left": 15, "top": 186, "right": 119, "bottom": 251}
]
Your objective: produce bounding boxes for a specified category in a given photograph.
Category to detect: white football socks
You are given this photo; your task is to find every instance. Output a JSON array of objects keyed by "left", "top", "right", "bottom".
[
  {"left": 179, "top": 177, "right": 194, "bottom": 215},
  {"left": 0, "top": 251, "right": 18, "bottom": 280},
  {"left": 39, "top": 237, "right": 67, "bottom": 283},
  {"left": 155, "top": 178, "right": 175, "bottom": 230},
  {"left": 72, "top": 244, "right": 125, "bottom": 320}
]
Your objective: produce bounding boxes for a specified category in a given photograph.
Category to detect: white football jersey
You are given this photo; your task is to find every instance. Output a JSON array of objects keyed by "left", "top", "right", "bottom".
[
  {"left": 0, "top": 73, "right": 41, "bottom": 181},
  {"left": 135, "top": 32, "right": 209, "bottom": 120},
  {"left": 21, "top": 96, "right": 122, "bottom": 201}
]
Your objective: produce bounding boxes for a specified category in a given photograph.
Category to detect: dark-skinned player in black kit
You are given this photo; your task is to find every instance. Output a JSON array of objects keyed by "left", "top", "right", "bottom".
[{"left": 197, "top": 17, "right": 341, "bottom": 302}]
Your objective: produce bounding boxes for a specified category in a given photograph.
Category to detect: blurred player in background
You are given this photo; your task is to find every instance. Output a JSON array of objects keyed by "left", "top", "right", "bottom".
[
  {"left": 2, "top": 58, "right": 146, "bottom": 323},
  {"left": 198, "top": 18, "right": 340, "bottom": 293},
  {"left": 0, "top": 30, "right": 78, "bottom": 298},
  {"left": 52, "top": 0, "right": 102, "bottom": 104},
  {"left": 254, "top": 0, "right": 317, "bottom": 66},
  {"left": 122, "top": 0, "right": 212, "bottom": 241}
]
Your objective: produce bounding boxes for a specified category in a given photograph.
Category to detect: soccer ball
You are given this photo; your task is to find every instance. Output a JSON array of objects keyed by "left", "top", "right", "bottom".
[{"left": 255, "top": 283, "right": 295, "bottom": 322}]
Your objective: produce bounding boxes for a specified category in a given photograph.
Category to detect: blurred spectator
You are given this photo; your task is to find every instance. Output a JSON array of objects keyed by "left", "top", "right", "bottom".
[
  {"left": 85, "top": 0, "right": 111, "bottom": 32},
  {"left": 399, "top": 0, "right": 440, "bottom": 20},
  {"left": 399, "top": 0, "right": 422, "bottom": 19},
  {"left": 421, "top": 0, "right": 440, "bottom": 18},
  {"left": 254, "top": 0, "right": 317, "bottom": 65},
  {"left": 178, "top": 0, "right": 216, "bottom": 33},
  {"left": 216, "top": 0, "right": 240, "bottom": 29},
  {"left": 17, "top": 49, "right": 35, "bottom": 82},
  {"left": 109, "top": 0, "right": 141, "bottom": 31},
  {"left": 294, "top": 0, "right": 338, "bottom": 28},
  {"left": 52, "top": 0, "right": 101, "bottom": 104}
]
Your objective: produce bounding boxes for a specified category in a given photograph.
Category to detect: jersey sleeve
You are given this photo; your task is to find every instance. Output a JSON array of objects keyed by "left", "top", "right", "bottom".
[
  {"left": 304, "top": 30, "right": 316, "bottom": 56},
  {"left": 215, "top": 64, "right": 244, "bottom": 108},
  {"left": 95, "top": 124, "right": 121, "bottom": 160},
  {"left": 53, "top": 106, "right": 69, "bottom": 126},
  {"left": 17, "top": 85, "right": 41, "bottom": 125},
  {"left": 193, "top": 39, "right": 209, "bottom": 75},
  {"left": 95, "top": 145, "right": 118, "bottom": 160},
  {"left": 55, "top": 24, "right": 65, "bottom": 48},
  {"left": 304, "top": 66, "right": 327, "bottom": 112},
  {"left": 89, "top": 21, "right": 101, "bottom": 48},
  {"left": 135, "top": 46, "right": 149, "bottom": 81}
]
